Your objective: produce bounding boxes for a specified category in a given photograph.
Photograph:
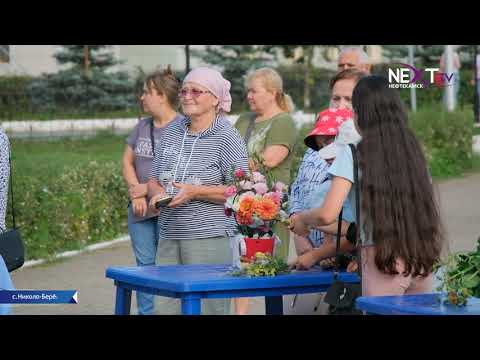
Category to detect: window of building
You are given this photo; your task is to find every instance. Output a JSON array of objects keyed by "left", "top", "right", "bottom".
[{"left": 0, "top": 45, "right": 9, "bottom": 63}]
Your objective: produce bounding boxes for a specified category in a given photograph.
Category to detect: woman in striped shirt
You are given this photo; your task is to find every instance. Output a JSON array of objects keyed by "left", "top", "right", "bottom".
[{"left": 147, "top": 67, "right": 249, "bottom": 315}]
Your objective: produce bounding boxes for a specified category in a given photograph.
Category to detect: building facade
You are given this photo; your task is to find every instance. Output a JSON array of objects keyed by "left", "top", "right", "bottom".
[{"left": 0, "top": 45, "right": 384, "bottom": 77}]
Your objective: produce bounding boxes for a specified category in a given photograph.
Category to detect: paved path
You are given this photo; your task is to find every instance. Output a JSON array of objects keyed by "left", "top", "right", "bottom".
[{"left": 9, "top": 172, "right": 480, "bottom": 315}]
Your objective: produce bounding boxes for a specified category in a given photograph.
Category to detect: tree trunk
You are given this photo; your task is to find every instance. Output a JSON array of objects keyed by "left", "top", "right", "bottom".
[
  {"left": 185, "top": 45, "right": 191, "bottom": 76},
  {"left": 84, "top": 45, "right": 91, "bottom": 78},
  {"left": 474, "top": 45, "right": 479, "bottom": 123},
  {"left": 303, "top": 47, "right": 314, "bottom": 110}
]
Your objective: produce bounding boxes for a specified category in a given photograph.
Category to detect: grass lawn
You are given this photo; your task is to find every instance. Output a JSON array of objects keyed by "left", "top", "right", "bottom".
[
  {"left": 11, "top": 132, "right": 126, "bottom": 179},
  {"left": 1, "top": 110, "right": 140, "bottom": 121}
]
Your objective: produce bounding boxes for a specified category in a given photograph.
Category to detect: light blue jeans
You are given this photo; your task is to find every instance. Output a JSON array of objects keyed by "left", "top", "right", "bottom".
[
  {"left": 127, "top": 205, "right": 159, "bottom": 315},
  {"left": 0, "top": 255, "right": 14, "bottom": 315}
]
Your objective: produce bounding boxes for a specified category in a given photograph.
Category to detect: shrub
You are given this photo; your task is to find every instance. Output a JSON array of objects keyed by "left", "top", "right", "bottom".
[
  {"left": 7, "top": 160, "right": 128, "bottom": 260},
  {"left": 410, "top": 106, "right": 473, "bottom": 177},
  {"left": 290, "top": 107, "right": 474, "bottom": 183},
  {"left": 0, "top": 76, "right": 35, "bottom": 119}
]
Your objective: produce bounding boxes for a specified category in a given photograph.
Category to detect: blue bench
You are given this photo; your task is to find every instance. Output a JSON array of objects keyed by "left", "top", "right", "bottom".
[
  {"left": 105, "top": 264, "right": 360, "bottom": 315},
  {"left": 356, "top": 293, "right": 480, "bottom": 315}
]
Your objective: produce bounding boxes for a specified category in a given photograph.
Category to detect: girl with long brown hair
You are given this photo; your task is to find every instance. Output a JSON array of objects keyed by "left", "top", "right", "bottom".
[{"left": 289, "top": 75, "right": 445, "bottom": 296}]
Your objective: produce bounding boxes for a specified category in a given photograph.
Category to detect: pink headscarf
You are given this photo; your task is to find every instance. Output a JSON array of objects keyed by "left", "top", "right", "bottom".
[{"left": 183, "top": 67, "right": 232, "bottom": 113}]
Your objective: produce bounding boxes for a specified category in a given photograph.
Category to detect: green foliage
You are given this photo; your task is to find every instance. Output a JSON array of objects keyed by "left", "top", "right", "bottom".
[
  {"left": 290, "top": 106, "right": 474, "bottom": 182},
  {"left": 6, "top": 134, "right": 126, "bottom": 260},
  {"left": 231, "top": 252, "right": 290, "bottom": 277},
  {"left": 277, "top": 64, "right": 334, "bottom": 112},
  {"left": 374, "top": 45, "right": 478, "bottom": 111},
  {"left": 27, "top": 69, "right": 136, "bottom": 115},
  {"left": 409, "top": 106, "right": 473, "bottom": 177},
  {"left": 436, "top": 237, "right": 480, "bottom": 306},
  {"left": 54, "top": 45, "right": 120, "bottom": 70},
  {"left": 381, "top": 45, "right": 444, "bottom": 66},
  {"left": 25, "top": 45, "right": 136, "bottom": 116},
  {"left": 8, "top": 160, "right": 127, "bottom": 261},
  {"left": 0, "top": 76, "right": 35, "bottom": 119}
]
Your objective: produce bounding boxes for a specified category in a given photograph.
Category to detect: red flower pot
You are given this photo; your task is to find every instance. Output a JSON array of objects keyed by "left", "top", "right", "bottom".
[{"left": 244, "top": 237, "right": 275, "bottom": 260}]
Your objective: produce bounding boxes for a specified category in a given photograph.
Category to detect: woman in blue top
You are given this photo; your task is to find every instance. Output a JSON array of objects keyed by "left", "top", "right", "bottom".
[
  {"left": 290, "top": 75, "right": 444, "bottom": 297},
  {"left": 289, "top": 69, "right": 366, "bottom": 270}
]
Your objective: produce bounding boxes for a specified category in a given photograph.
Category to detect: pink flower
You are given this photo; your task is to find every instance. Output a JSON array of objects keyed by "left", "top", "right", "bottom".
[
  {"left": 264, "top": 192, "right": 281, "bottom": 206},
  {"left": 252, "top": 182, "right": 268, "bottom": 195},
  {"left": 239, "top": 180, "right": 253, "bottom": 190},
  {"left": 273, "top": 181, "right": 287, "bottom": 193},
  {"left": 234, "top": 169, "right": 246, "bottom": 179},
  {"left": 224, "top": 185, "right": 237, "bottom": 198},
  {"left": 252, "top": 171, "right": 266, "bottom": 183}
]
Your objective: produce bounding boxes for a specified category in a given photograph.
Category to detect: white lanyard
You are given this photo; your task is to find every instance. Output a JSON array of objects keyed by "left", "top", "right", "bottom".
[{"left": 172, "top": 130, "right": 199, "bottom": 184}]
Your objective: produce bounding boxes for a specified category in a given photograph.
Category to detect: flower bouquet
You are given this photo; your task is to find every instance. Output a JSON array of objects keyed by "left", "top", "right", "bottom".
[
  {"left": 231, "top": 252, "right": 290, "bottom": 277},
  {"left": 224, "top": 167, "right": 290, "bottom": 265}
]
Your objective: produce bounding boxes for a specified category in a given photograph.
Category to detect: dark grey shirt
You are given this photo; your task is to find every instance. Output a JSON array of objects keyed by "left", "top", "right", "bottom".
[{"left": 126, "top": 115, "right": 184, "bottom": 222}]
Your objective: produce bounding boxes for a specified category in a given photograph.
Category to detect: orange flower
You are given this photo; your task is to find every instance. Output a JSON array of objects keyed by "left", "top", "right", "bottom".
[
  {"left": 238, "top": 196, "right": 255, "bottom": 217},
  {"left": 236, "top": 212, "right": 254, "bottom": 225},
  {"left": 255, "top": 198, "right": 279, "bottom": 221}
]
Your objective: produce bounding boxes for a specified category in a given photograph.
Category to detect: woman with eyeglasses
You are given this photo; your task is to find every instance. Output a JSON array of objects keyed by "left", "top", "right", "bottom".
[
  {"left": 233, "top": 67, "right": 297, "bottom": 315},
  {"left": 147, "top": 67, "right": 249, "bottom": 315},
  {"left": 122, "top": 66, "right": 183, "bottom": 315}
]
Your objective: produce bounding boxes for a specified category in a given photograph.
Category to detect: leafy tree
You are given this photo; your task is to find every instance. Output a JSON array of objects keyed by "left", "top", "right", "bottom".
[
  {"left": 54, "top": 45, "right": 119, "bottom": 73},
  {"left": 28, "top": 45, "right": 135, "bottom": 115},
  {"left": 263, "top": 45, "right": 317, "bottom": 110},
  {"left": 192, "top": 45, "right": 273, "bottom": 113}
]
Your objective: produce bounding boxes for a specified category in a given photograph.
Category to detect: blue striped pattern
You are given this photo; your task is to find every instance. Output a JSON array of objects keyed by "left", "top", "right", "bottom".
[{"left": 150, "top": 115, "right": 249, "bottom": 241}]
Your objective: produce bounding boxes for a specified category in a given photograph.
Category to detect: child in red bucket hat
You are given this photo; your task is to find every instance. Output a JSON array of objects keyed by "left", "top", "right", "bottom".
[
  {"left": 304, "top": 108, "right": 353, "bottom": 154},
  {"left": 288, "top": 107, "right": 356, "bottom": 272}
]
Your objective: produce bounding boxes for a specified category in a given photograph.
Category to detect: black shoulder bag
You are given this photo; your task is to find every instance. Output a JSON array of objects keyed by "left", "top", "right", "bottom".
[
  {"left": 0, "top": 151, "right": 25, "bottom": 272},
  {"left": 323, "top": 144, "right": 362, "bottom": 315}
]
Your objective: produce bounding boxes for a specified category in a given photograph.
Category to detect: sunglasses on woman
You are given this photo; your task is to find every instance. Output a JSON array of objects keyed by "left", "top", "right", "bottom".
[{"left": 179, "top": 88, "right": 210, "bottom": 98}]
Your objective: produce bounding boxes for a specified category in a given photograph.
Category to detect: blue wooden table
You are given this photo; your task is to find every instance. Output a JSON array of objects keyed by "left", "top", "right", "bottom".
[
  {"left": 105, "top": 264, "right": 359, "bottom": 315},
  {"left": 356, "top": 293, "right": 480, "bottom": 315}
]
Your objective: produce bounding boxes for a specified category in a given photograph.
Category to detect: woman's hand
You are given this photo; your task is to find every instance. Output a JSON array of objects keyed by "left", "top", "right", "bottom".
[
  {"left": 129, "top": 183, "right": 148, "bottom": 200},
  {"left": 168, "top": 183, "right": 198, "bottom": 208},
  {"left": 347, "top": 259, "right": 358, "bottom": 272},
  {"left": 132, "top": 197, "right": 148, "bottom": 217},
  {"left": 288, "top": 213, "right": 310, "bottom": 237},
  {"left": 248, "top": 158, "right": 259, "bottom": 172},
  {"left": 289, "top": 251, "right": 319, "bottom": 271},
  {"left": 148, "top": 192, "right": 166, "bottom": 214}
]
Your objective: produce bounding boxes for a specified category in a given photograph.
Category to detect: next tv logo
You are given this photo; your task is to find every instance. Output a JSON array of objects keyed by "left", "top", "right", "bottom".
[{"left": 388, "top": 63, "right": 456, "bottom": 89}]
